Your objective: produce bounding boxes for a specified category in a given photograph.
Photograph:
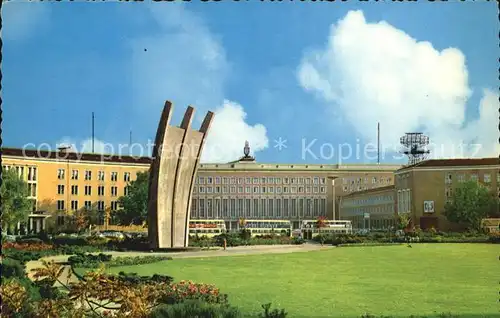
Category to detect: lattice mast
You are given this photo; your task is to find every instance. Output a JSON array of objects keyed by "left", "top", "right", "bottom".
[{"left": 399, "top": 132, "right": 430, "bottom": 165}]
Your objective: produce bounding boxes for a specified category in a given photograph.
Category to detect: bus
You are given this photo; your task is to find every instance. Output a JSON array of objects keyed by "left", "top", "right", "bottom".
[
  {"left": 242, "top": 219, "right": 292, "bottom": 237},
  {"left": 188, "top": 219, "right": 227, "bottom": 237},
  {"left": 300, "top": 219, "right": 352, "bottom": 239}
]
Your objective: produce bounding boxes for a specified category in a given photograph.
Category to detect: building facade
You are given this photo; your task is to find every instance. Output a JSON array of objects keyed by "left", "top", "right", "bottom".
[
  {"left": 339, "top": 185, "right": 396, "bottom": 231},
  {"left": 394, "top": 158, "right": 500, "bottom": 231},
  {"left": 2, "top": 147, "right": 401, "bottom": 233}
]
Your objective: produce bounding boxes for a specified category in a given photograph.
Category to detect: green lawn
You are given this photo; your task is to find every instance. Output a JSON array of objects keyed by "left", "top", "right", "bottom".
[{"left": 104, "top": 244, "right": 499, "bottom": 317}]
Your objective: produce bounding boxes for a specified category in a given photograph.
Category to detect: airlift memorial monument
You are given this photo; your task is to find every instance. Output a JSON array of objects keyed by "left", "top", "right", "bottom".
[{"left": 147, "top": 101, "right": 214, "bottom": 249}]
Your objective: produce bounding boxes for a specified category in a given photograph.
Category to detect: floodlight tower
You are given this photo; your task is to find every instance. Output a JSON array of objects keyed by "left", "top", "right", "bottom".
[{"left": 399, "top": 132, "right": 430, "bottom": 165}]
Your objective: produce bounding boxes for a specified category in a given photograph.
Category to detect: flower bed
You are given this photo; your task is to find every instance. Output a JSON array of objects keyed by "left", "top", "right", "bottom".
[{"left": 68, "top": 253, "right": 173, "bottom": 268}]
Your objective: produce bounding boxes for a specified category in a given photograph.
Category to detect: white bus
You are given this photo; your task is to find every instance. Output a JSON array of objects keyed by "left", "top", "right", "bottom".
[
  {"left": 189, "top": 219, "right": 227, "bottom": 237},
  {"left": 242, "top": 219, "right": 292, "bottom": 237},
  {"left": 300, "top": 219, "right": 352, "bottom": 239}
]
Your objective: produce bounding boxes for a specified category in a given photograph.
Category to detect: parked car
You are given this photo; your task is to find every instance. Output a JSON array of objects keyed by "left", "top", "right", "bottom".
[{"left": 99, "top": 231, "right": 125, "bottom": 240}]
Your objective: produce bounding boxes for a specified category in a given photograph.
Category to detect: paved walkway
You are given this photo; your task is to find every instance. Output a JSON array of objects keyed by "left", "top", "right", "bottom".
[{"left": 26, "top": 243, "right": 331, "bottom": 282}]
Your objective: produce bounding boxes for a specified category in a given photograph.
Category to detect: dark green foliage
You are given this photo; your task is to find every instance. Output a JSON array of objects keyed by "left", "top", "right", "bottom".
[
  {"left": 68, "top": 253, "right": 173, "bottom": 268},
  {"left": 444, "top": 180, "right": 497, "bottom": 231},
  {"left": 116, "top": 171, "right": 149, "bottom": 225},
  {"left": 109, "top": 271, "right": 174, "bottom": 285},
  {"left": 33, "top": 277, "right": 63, "bottom": 300},
  {"left": 149, "top": 300, "right": 242, "bottom": 318},
  {"left": 16, "top": 237, "right": 44, "bottom": 244},
  {"left": 259, "top": 303, "right": 288, "bottom": 318},
  {"left": 1, "top": 169, "right": 32, "bottom": 232},
  {"left": 52, "top": 236, "right": 89, "bottom": 246},
  {"left": 1, "top": 258, "right": 26, "bottom": 278},
  {"left": 291, "top": 237, "right": 305, "bottom": 245}
]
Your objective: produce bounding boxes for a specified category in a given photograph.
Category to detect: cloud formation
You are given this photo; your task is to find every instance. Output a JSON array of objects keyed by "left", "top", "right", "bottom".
[
  {"left": 201, "top": 101, "right": 269, "bottom": 163},
  {"left": 129, "top": 4, "right": 269, "bottom": 162},
  {"left": 298, "top": 10, "right": 499, "bottom": 159}
]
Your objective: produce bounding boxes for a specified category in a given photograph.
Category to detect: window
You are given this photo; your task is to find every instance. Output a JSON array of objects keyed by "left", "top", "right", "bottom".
[
  {"left": 98, "top": 171, "right": 105, "bottom": 181},
  {"left": 445, "top": 173, "right": 452, "bottom": 184},
  {"left": 237, "top": 186, "right": 243, "bottom": 193},
  {"left": 306, "top": 186, "right": 311, "bottom": 193},
  {"left": 223, "top": 177, "right": 228, "bottom": 184},
  {"left": 291, "top": 186, "right": 297, "bottom": 193},
  {"left": 484, "top": 174, "right": 491, "bottom": 183},
  {"left": 98, "top": 186, "right": 105, "bottom": 196},
  {"left": 58, "top": 169, "right": 65, "bottom": 180},
  {"left": 253, "top": 199, "right": 259, "bottom": 217},
  {"left": 85, "top": 170, "right": 92, "bottom": 181},
  {"left": 230, "top": 199, "right": 236, "bottom": 218},
  {"left": 253, "top": 177, "right": 259, "bottom": 184},
  {"left": 199, "top": 199, "right": 205, "bottom": 218},
  {"left": 199, "top": 186, "right": 205, "bottom": 193},
  {"left": 28, "top": 183, "right": 37, "bottom": 197},
  {"left": 245, "top": 186, "right": 250, "bottom": 193},
  {"left": 306, "top": 199, "right": 312, "bottom": 216},
  {"left": 58, "top": 185, "right": 65, "bottom": 195},
  {"left": 124, "top": 186, "right": 130, "bottom": 196},
  {"left": 215, "top": 186, "right": 221, "bottom": 193},
  {"left": 223, "top": 186, "right": 229, "bottom": 193},
  {"left": 320, "top": 177, "right": 326, "bottom": 184},
  {"left": 71, "top": 185, "right": 78, "bottom": 195},
  {"left": 199, "top": 177, "right": 205, "bottom": 184},
  {"left": 372, "top": 177, "right": 377, "bottom": 184},
  {"left": 72, "top": 170, "right": 79, "bottom": 180},
  {"left": 237, "top": 178, "right": 243, "bottom": 184},
  {"left": 299, "top": 186, "right": 304, "bottom": 193},
  {"left": 28, "top": 167, "right": 37, "bottom": 181},
  {"left": 261, "top": 199, "right": 267, "bottom": 217},
  {"left": 253, "top": 186, "right": 259, "bottom": 193},
  {"left": 276, "top": 187, "right": 282, "bottom": 194},
  {"left": 207, "top": 177, "right": 213, "bottom": 184},
  {"left": 84, "top": 201, "right": 92, "bottom": 210},
  {"left": 313, "top": 177, "right": 319, "bottom": 184},
  {"left": 111, "top": 186, "right": 118, "bottom": 197},
  {"left": 245, "top": 199, "right": 251, "bottom": 217},
  {"left": 276, "top": 199, "right": 282, "bottom": 217},
  {"left": 231, "top": 186, "right": 236, "bottom": 193},
  {"left": 299, "top": 177, "right": 304, "bottom": 184},
  {"left": 305, "top": 178, "right": 311, "bottom": 184},
  {"left": 320, "top": 186, "right": 326, "bottom": 193},
  {"left": 206, "top": 187, "right": 213, "bottom": 194},
  {"left": 313, "top": 187, "right": 319, "bottom": 193},
  {"left": 223, "top": 199, "right": 229, "bottom": 218},
  {"left": 283, "top": 187, "right": 289, "bottom": 193},
  {"left": 85, "top": 186, "right": 92, "bottom": 196},
  {"left": 283, "top": 199, "right": 289, "bottom": 217},
  {"left": 261, "top": 186, "right": 266, "bottom": 194},
  {"left": 261, "top": 177, "right": 267, "bottom": 184},
  {"left": 71, "top": 200, "right": 78, "bottom": 211},
  {"left": 268, "top": 199, "right": 274, "bottom": 217},
  {"left": 284, "top": 177, "right": 289, "bottom": 184},
  {"left": 445, "top": 188, "right": 453, "bottom": 199},
  {"left": 97, "top": 201, "right": 105, "bottom": 211},
  {"left": 111, "top": 201, "right": 119, "bottom": 211},
  {"left": 124, "top": 172, "right": 131, "bottom": 182},
  {"left": 111, "top": 172, "right": 118, "bottom": 182},
  {"left": 191, "top": 199, "right": 198, "bottom": 218},
  {"left": 269, "top": 187, "right": 274, "bottom": 193},
  {"left": 57, "top": 216, "right": 65, "bottom": 226},
  {"left": 215, "top": 177, "right": 221, "bottom": 184},
  {"left": 457, "top": 174, "right": 465, "bottom": 183},
  {"left": 276, "top": 178, "right": 281, "bottom": 184},
  {"left": 57, "top": 200, "right": 65, "bottom": 211}
]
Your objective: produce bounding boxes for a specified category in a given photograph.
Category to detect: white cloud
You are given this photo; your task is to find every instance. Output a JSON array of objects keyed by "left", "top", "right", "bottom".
[
  {"left": 2, "top": 2, "right": 50, "bottom": 42},
  {"left": 129, "top": 4, "right": 268, "bottom": 161},
  {"left": 201, "top": 101, "right": 269, "bottom": 163},
  {"left": 298, "top": 10, "right": 498, "bottom": 159}
]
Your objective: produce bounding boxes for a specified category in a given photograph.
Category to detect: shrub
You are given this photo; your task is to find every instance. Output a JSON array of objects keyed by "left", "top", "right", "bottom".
[
  {"left": 15, "top": 237, "right": 43, "bottom": 244},
  {"left": 1, "top": 258, "right": 26, "bottom": 279},
  {"left": 259, "top": 303, "right": 288, "bottom": 318},
  {"left": 488, "top": 232, "right": 500, "bottom": 243},
  {"left": 51, "top": 236, "right": 88, "bottom": 246},
  {"left": 112, "top": 271, "right": 174, "bottom": 285},
  {"left": 159, "top": 280, "right": 228, "bottom": 305},
  {"left": 291, "top": 237, "right": 305, "bottom": 245},
  {"left": 67, "top": 253, "right": 112, "bottom": 267},
  {"left": 149, "top": 300, "right": 242, "bottom": 318}
]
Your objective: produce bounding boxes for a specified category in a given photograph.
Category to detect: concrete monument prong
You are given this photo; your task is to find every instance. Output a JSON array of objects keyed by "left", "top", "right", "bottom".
[{"left": 147, "top": 100, "right": 214, "bottom": 249}]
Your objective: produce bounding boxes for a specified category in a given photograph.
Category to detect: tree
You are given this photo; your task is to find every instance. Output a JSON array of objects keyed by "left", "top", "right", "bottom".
[
  {"left": 1, "top": 169, "right": 32, "bottom": 233},
  {"left": 116, "top": 171, "right": 149, "bottom": 225},
  {"left": 316, "top": 216, "right": 327, "bottom": 246},
  {"left": 444, "top": 180, "right": 497, "bottom": 231}
]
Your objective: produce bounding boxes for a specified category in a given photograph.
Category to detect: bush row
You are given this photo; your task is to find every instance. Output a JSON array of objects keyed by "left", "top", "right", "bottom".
[
  {"left": 68, "top": 253, "right": 173, "bottom": 268},
  {"left": 189, "top": 232, "right": 305, "bottom": 248},
  {"left": 313, "top": 231, "right": 499, "bottom": 246}
]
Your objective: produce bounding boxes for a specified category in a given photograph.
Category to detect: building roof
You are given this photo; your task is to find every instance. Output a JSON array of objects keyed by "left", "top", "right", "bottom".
[
  {"left": 1, "top": 147, "right": 153, "bottom": 165},
  {"left": 397, "top": 158, "right": 500, "bottom": 172},
  {"left": 343, "top": 185, "right": 395, "bottom": 198}
]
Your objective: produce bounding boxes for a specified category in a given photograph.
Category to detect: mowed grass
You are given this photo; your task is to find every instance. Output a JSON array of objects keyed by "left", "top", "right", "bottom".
[{"left": 106, "top": 244, "right": 500, "bottom": 317}]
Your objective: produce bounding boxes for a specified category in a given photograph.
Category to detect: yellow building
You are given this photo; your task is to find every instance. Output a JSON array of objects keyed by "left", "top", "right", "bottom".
[
  {"left": 2, "top": 148, "right": 150, "bottom": 233},
  {"left": 394, "top": 158, "right": 500, "bottom": 231},
  {"left": 2, "top": 147, "right": 401, "bottom": 233},
  {"left": 339, "top": 185, "right": 396, "bottom": 231}
]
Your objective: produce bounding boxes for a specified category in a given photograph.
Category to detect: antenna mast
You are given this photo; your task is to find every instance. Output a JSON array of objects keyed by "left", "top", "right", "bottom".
[
  {"left": 399, "top": 132, "right": 430, "bottom": 165},
  {"left": 377, "top": 122, "right": 380, "bottom": 164},
  {"left": 92, "top": 112, "right": 95, "bottom": 153}
]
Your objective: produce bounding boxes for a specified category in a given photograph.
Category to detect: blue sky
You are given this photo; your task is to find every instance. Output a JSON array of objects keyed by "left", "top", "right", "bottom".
[{"left": 3, "top": 1, "right": 498, "bottom": 164}]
